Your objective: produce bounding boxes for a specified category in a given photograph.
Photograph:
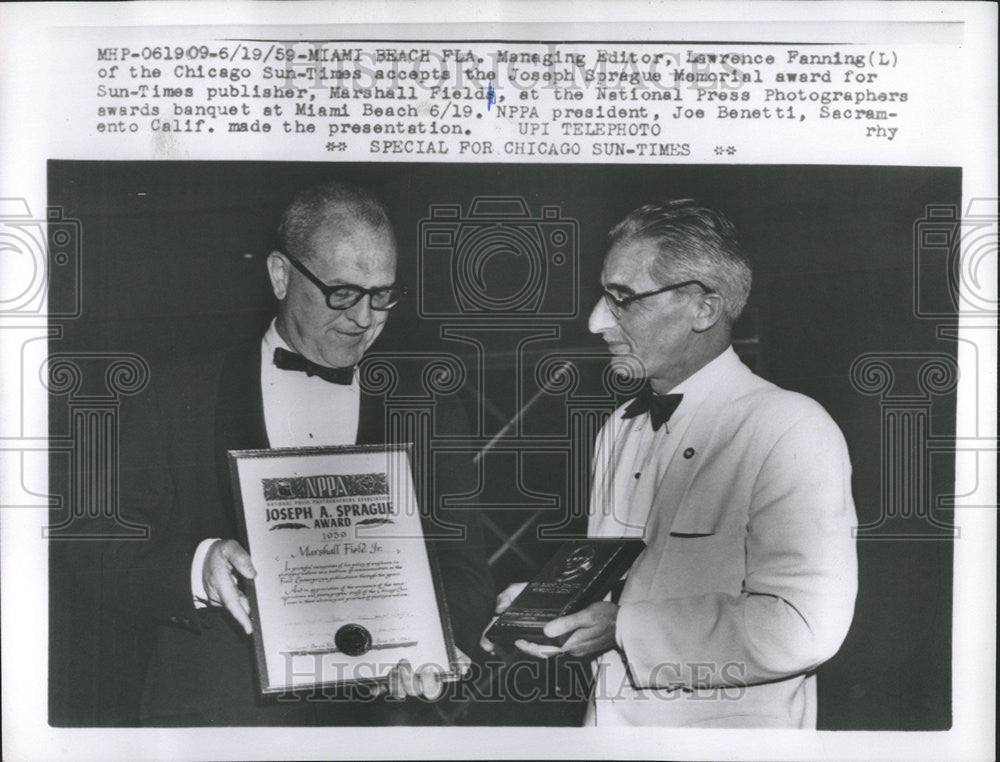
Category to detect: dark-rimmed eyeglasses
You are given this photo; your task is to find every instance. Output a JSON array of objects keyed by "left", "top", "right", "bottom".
[
  {"left": 602, "top": 279, "right": 714, "bottom": 318},
  {"left": 285, "top": 255, "right": 407, "bottom": 311}
]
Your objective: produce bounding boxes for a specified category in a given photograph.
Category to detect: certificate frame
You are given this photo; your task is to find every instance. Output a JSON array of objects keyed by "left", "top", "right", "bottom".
[{"left": 228, "top": 443, "right": 461, "bottom": 695}]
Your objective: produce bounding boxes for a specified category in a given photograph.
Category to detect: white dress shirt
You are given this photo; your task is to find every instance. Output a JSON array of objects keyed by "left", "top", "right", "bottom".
[
  {"left": 259, "top": 320, "right": 360, "bottom": 448},
  {"left": 589, "top": 347, "right": 737, "bottom": 540},
  {"left": 191, "top": 320, "right": 361, "bottom": 604}
]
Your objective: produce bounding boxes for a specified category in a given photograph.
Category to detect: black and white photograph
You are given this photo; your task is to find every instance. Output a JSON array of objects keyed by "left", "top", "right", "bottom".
[
  {"left": 45, "top": 161, "right": 960, "bottom": 730},
  {"left": 0, "top": 4, "right": 995, "bottom": 761}
]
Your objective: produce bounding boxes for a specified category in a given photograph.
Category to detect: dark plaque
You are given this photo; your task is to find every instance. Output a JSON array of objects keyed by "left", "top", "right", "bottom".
[{"left": 485, "top": 538, "right": 645, "bottom": 647}]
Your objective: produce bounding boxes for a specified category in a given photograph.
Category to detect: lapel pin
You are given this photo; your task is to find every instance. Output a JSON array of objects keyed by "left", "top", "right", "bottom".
[{"left": 683, "top": 447, "right": 695, "bottom": 459}]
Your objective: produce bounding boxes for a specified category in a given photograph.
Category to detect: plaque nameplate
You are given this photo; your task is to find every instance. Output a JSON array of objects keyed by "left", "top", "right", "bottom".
[{"left": 485, "top": 538, "right": 645, "bottom": 647}]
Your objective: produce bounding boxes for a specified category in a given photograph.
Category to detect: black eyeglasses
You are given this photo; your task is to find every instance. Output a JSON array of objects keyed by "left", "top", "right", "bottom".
[
  {"left": 285, "top": 255, "right": 407, "bottom": 311},
  {"left": 602, "top": 279, "right": 714, "bottom": 318}
]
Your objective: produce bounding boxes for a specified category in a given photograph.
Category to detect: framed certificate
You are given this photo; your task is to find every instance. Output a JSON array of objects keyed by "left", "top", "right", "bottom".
[{"left": 228, "top": 444, "right": 461, "bottom": 694}]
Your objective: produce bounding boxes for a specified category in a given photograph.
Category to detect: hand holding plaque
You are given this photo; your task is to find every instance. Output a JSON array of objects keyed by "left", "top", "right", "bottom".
[{"left": 482, "top": 538, "right": 645, "bottom": 655}]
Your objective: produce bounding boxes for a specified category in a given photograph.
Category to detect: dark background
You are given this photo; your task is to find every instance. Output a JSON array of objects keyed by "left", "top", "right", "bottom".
[{"left": 48, "top": 161, "right": 958, "bottom": 729}]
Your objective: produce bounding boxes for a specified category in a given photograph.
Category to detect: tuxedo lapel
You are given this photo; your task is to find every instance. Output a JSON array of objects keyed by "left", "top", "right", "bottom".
[
  {"left": 643, "top": 364, "right": 757, "bottom": 547},
  {"left": 617, "top": 367, "right": 751, "bottom": 601},
  {"left": 355, "top": 388, "right": 386, "bottom": 445},
  {"left": 215, "top": 342, "right": 383, "bottom": 451},
  {"left": 641, "top": 398, "right": 726, "bottom": 547},
  {"left": 214, "top": 340, "right": 269, "bottom": 521}
]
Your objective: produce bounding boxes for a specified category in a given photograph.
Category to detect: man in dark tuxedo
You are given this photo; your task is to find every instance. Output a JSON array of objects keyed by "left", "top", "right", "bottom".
[{"left": 70, "top": 180, "right": 494, "bottom": 725}]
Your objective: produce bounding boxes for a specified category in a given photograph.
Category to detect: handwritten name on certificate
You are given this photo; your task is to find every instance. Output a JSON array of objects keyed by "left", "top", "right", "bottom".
[{"left": 229, "top": 445, "right": 457, "bottom": 694}]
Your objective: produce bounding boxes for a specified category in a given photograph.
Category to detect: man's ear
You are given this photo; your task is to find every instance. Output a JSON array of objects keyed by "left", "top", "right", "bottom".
[
  {"left": 691, "top": 292, "right": 726, "bottom": 333},
  {"left": 266, "top": 251, "right": 289, "bottom": 300}
]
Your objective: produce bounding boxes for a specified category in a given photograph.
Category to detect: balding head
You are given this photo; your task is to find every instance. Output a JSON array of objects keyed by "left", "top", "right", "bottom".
[
  {"left": 267, "top": 180, "right": 399, "bottom": 369},
  {"left": 277, "top": 180, "right": 395, "bottom": 264}
]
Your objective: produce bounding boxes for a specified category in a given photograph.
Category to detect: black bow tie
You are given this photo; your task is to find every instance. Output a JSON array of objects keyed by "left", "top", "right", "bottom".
[
  {"left": 622, "top": 386, "right": 683, "bottom": 431},
  {"left": 273, "top": 347, "right": 355, "bottom": 385}
]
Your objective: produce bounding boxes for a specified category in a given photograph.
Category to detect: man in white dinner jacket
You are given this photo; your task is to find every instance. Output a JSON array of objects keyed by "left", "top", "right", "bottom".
[{"left": 485, "top": 199, "right": 858, "bottom": 727}]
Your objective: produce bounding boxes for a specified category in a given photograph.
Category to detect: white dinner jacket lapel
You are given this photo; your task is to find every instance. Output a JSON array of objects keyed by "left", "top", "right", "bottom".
[{"left": 628, "top": 360, "right": 758, "bottom": 599}]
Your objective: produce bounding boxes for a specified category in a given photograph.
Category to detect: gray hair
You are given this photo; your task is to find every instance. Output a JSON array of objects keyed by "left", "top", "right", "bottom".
[
  {"left": 277, "top": 180, "right": 392, "bottom": 261},
  {"left": 609, "top": 199, "right": 752, "bottom": 322}
]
